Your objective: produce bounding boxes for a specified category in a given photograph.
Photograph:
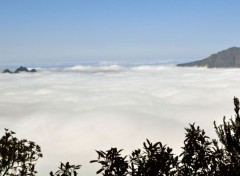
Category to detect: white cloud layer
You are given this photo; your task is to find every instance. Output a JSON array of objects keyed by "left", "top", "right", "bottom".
[{"left": 0, "top": 65, "right": 239, "bottom": 175}]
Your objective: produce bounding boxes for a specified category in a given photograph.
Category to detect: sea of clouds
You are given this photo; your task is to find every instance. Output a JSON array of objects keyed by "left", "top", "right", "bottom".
[{"left": 0, "top": 64, "right": 239, "bottom": 175}]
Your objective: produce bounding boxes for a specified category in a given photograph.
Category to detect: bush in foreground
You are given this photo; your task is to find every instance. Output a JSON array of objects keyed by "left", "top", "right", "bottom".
[{"left": 0, "top": 129, "right": 42, "bottom": 176}]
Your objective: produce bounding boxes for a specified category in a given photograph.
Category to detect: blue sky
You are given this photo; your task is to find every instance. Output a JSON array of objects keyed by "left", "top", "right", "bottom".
[{"left": 1, "top": 0, "right": 240, "bottom": 64}]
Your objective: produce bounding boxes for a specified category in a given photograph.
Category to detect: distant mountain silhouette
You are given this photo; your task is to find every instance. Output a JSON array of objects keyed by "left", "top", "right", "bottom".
[
  {"left": 14, "top": 66, "right": 29, "bottom": 73},
  {"left": 177, "top": 47, "right": 240, "bottom": 68},
  {"left": 3, "top": 69, "right": 13, "bottom": 74},
  {"left": 29, "top": 68, "right": 37, "bottom": 73},
  {"left": 2, "top": 66, "right": 37, "bottom": 73}
]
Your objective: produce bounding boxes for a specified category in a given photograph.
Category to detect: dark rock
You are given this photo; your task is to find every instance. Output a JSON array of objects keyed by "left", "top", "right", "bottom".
[
  {"left": 30, "top": 69, "right": 37, "bottom": 72},
  {"left": 3, "top": 69, "right": 12, "bottom": 74},
  {"left": 177, "top": 47, "right": 240, "bottom": 68},
  {"left": 14, "top": 66, "right": 30, "bottom": 73},
  {"left": 3, "top": 66, "right": 37, "bottom": 74}
]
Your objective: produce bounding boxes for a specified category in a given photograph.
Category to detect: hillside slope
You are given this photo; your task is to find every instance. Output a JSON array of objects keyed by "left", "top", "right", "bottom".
[{"left": 177, "top": 47, "right": 240, "bottom": 68}]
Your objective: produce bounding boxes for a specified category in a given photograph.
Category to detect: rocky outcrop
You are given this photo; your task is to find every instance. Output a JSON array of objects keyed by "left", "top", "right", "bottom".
[
  {"left": 177, "top": 47, "right": 240, "bottom": 68},
  {"left": 29, "top": 69, "right": 37, "bottom": 73},
  {"left": 2, "top": 66, "right": 37, "bottom": 73},
  {"left": 14, "top": 66, "right": 29, "bottom": 73},
  {"left": 3, "top": 69, "right": 13, "bottom": 74}
]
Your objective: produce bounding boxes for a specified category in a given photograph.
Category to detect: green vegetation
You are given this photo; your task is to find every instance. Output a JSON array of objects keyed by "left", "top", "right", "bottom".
[
  {"left": 0, "top": 129, "right": 42, "bottom": 176},
  {"left": 50, "top": 162, "right": 81, "bottom": 176},
  {"left": 1, "top": 97, "right": 240, "bottom": 175}
]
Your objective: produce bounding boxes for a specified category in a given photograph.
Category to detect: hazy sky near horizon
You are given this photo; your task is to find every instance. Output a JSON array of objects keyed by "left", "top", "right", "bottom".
[{"left": 1, "top": 0, "right": 240, "bottom": 64}]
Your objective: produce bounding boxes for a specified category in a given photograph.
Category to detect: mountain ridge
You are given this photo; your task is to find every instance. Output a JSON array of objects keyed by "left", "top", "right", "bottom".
[
  {"left": 177, "top": 47, "right": 240, "bottom": 68},
  {"left": 3, "top": 66, "right": 37, "bottom": 73}
]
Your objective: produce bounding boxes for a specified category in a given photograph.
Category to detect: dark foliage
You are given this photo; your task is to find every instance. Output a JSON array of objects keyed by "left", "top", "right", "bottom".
[
  {"left": 129, "top": 139, "right": 178, "bottom": 176},
  {"left": 0, "top": 129, "right": 42, "bottom": 176},
  {"left": 90, "top": 148, "right": 128, "bottom": 176},
  {"left": 178, "top": 124, "right": 216, "bottom": 175},
  {"left": 214, "top": 97, "right": 240, "bottom": 175},
  {"left": 50, "top": 162, "right": 81, "bottom": 176}
]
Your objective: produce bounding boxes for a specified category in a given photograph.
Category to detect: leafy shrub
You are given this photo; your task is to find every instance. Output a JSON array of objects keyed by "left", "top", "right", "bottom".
[
  {"left": 91, "top": 148, "right": 128, "bottom": 176},
  {"left": 0, "top": 129, "right": 42, "bottom": 176},
  {"left": 50, "top": 162, "right": 81, "bottom": 176},
  {"left": 129, "top": 139, "right": 178, "bottom": 176}
]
